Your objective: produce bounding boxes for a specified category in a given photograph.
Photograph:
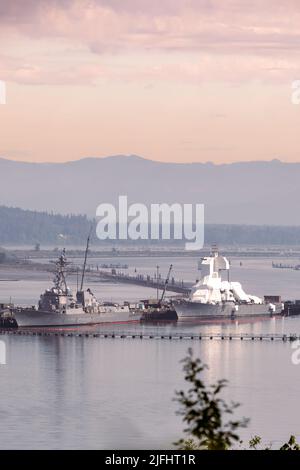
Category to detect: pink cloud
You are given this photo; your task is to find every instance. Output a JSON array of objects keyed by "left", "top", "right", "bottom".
[
  {"left": 2, "top": 0, "right": 300, "bottom": 53},
  {"left": 1, "top": 0, "right": 300, "bottom": 85},
  {"left": 0, "top": 53, "right": 110, "bottom": 85}
]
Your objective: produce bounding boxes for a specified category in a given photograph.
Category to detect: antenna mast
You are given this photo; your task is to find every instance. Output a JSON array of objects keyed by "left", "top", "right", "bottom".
[{"left": 80, "top": 225, "right": 93, "bottom": 292}]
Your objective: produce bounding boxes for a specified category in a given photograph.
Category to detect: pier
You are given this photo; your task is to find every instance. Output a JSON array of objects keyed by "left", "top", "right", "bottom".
[
  {"left": 0, "top": 329, "right": 298, "bottom": 342},
  {"left": 272, "top": 262, "right": 296, "bottom": 269},
  {"left": 85, "top": 268, "right": 192, "bottom": 295}
]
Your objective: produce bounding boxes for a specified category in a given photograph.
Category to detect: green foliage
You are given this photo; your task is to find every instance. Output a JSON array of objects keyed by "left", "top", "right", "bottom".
[
  {"left": 179, "top": 438, "right": 200, "bottom": 450},
  {"left": 175, "top": 349, "right": 300, "bottom": 451},
  {"left": 279, "top": 435, "right": 300, "bottom": 450},
  {"left": 175, "top": 348, "right": 249, "bottom": 450},
  {"left": 247, "top": 434, "right": 300, "bottom": 450},
  {"left": 249, "top": 435, "right": 262, "bottom": 449}
]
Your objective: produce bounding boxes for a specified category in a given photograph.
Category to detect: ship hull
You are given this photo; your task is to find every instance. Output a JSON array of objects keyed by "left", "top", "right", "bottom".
[
  {"left": 174, "top": 301, "right": 282, "bottom": 320},
  {"left": 13, "top": 309, "right": 141, "bottom": 327}
]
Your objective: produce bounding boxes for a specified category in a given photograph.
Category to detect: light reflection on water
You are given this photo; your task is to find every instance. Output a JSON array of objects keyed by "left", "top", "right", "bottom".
[
  {"left": 0, "top": 256, "right": 300, "bottom": 449},
  {"left": 1, "top": 329, "right": 299, "bottom": 449}
]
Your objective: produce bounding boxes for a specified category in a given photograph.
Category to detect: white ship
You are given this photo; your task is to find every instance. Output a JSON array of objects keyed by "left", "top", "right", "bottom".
[{"left": 174, "top": 247, "right": 282, "bottom": 320}]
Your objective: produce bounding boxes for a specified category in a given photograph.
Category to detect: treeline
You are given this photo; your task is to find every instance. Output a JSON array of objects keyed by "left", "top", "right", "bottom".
[
  {"left": 206, "top": 224, "right": 300, "bottom": 246},
  {"left": 1, "top": 205, "right": 300, "bottom": 246},
  {"left": 0, "top": 206, "right": 90, "bottom": 245}
]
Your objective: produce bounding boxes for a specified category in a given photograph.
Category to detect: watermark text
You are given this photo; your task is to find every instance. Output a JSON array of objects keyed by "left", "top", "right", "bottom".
[
  {"left": 291, "top": 80, "right": 300, "bottom": 105},
  {"left": 0, "top": 340, "right": 6, "bottom": 365},
  {"left": 96, "top": 196, "right": 204, "bottom": 251},
  {"left": 0, "top": 80, "right": 6, "bottom": 104}
]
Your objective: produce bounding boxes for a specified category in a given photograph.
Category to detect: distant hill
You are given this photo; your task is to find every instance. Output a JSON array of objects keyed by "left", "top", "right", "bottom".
[
  {"left": 2, "top": 205, "right": 300, "bottom": 246},
  {"left": 0, "top": 155, "right": 300, "bottom": 225},
  {"left": 0, "top": 206, "right": 90, "bottom": 246}
]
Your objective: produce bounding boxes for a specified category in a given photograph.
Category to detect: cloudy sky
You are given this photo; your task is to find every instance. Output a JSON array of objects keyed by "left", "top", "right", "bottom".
[{"left": 0, "top": 0, "right": 300, "bottom": 163}]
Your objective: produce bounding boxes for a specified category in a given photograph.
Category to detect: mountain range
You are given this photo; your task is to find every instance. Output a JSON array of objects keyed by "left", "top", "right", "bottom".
[{"left": 0, "top": 155, "right": 299, "bottom": 225}]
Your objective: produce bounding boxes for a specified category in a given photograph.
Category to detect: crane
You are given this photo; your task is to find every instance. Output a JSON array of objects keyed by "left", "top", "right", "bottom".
[{"left": 160, "top": 264, "right": 173, "bottom": 304}]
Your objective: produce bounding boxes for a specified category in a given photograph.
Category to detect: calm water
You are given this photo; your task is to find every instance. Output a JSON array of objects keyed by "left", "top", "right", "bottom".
[{"left": 1, "top": 256, "right": 300, "bottom": 449}]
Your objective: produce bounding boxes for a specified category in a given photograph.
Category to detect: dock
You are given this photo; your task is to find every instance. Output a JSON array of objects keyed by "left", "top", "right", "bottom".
[
  {"left": 0, "top": 329, "right": 298, "bottom": 342},
  {"left": 272, "top": 262, "right": 296, "bottom": 269},
  {"left": 85, "top": 268, "right": 192, "bottom": 295}
]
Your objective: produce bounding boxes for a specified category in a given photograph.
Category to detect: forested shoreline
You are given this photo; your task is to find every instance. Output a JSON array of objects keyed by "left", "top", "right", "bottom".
[{"left": 1, "top": 205, "right": 300, "bottom": 246}]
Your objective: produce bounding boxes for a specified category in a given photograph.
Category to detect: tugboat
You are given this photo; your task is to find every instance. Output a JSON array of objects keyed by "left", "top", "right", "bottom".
[
  {"left": 13, "top": 244, "right": 141, "bottom": 327},
  {"left": 174, "top": 246, "right": 283, "bottom": 320},
  {"left": 140, "top": 299, "right": 177, "bottom": 322},
  {"left": 140, "top": 265, "right": 177, "bottom": 322}
]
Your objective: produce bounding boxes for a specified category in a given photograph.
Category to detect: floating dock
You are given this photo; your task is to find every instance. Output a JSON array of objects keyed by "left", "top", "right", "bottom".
[
  {"left": 0, "top": 329, "right": 298, "bottom": 342},
  {"left": 86, "top": 268, "right": 192, "bottom": 295}
]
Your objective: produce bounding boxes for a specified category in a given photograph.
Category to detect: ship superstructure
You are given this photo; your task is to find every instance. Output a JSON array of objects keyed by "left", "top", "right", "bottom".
[
  {"left": 13, "top": 249, "right": 140, "bottom": 327},
  {"left": 175, "top": 246, "right": 282, "bottom": 319}
]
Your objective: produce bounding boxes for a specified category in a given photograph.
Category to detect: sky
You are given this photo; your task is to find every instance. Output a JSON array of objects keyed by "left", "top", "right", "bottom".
[{"left": 0, "top": 0, "right": 300, "bottom": 164}]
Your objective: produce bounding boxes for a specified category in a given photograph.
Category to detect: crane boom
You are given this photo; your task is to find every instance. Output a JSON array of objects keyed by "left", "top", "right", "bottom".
[{"left": 160, "top": 264, "right": 173, "bottom": 303}]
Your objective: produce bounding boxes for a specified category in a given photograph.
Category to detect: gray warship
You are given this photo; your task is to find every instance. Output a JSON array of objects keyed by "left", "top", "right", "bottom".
[{"left": 13, "top": 249, "right": 140, "bottom": 327}]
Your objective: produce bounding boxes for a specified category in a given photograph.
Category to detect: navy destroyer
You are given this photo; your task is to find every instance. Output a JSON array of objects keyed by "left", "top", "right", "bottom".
[
  {"left": 174, "top": 247, "right": 283, "bottom": 320},
  {"left": 13, "top": 248, "right": 140, "bottom": 327}
]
